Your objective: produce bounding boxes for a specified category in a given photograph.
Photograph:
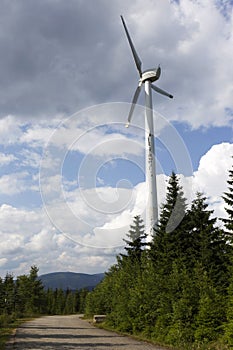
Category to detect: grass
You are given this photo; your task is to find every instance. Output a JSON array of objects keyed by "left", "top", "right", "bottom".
[
  {"left": 92, "top": 319, "right": 173, "bottom": 349},
  {"left": 0, "top": 317, "right": 33, "bottom": 350},
  {"left": 93, "top": 319, "right": 230, "bottom": 350}
]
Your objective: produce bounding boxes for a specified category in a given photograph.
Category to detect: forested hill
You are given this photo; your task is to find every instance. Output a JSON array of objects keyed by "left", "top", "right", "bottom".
[{"left": 39, "top": 272, "right": 105, "bottom": 291}]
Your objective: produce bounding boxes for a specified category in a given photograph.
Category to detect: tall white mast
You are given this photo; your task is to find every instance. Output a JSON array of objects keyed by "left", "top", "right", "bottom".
[
  {"left": 145, "top": 80, "right": 158, "bottom": 236},
  {"left": 121, "top": 16, "right": 173, "bottom": 238}
]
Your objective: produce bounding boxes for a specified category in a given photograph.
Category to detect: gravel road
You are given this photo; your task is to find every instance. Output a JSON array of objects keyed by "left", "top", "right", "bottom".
[{"left": 6, "top": 314, "right": 167, "bottom": 349}]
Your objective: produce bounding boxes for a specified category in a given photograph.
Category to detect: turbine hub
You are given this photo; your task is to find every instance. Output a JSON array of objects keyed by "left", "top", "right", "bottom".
[{"left": 141, "top": 67, "right": 161, "bottom": 83}]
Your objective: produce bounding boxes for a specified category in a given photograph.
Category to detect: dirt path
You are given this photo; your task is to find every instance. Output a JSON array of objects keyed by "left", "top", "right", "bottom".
[{"left": 6, "top": 314, "right": 167, "bottom": 349}]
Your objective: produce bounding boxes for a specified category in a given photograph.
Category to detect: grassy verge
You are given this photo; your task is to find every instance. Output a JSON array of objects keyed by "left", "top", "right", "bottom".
[
  {"left": 91, "top": 320, "right": 173, "bottom": 350},
  {"left": 0, "top": 317, "right": 33, "bottom": 350},
  {"left": 93, "top": 320, "right": 229, "bottom": 350}
]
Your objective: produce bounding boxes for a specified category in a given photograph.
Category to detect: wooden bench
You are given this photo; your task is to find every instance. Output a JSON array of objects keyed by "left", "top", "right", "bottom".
[{"left": 93, "top": 315, "right": 106, "bottom": 323}]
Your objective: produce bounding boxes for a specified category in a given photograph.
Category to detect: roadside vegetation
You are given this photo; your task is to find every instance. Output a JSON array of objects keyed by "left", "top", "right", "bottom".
[
  {"left": 85, "top": 159, "right": 233, "bottom": 349},
  {"left": 0, "top": 265, "right": 89, "bottom": 348}
]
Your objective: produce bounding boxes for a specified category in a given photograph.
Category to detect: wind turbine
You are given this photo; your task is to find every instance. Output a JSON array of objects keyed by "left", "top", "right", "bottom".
[{"left": 120, "top": 15, "right": 173, "bottom": 238}]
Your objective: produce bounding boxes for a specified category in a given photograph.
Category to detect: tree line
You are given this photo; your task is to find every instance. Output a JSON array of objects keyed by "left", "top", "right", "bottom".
[
  {"left": 85, "top": 161, "right": 233, "bottom": 349},
  {"left": 0, "top": 265, "right": 89, "bottom": 326}
]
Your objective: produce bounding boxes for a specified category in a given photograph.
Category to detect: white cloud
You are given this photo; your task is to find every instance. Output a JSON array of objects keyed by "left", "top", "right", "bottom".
[
  {"left": 0, "top": 204, "right": 45, "bottom": 235},
  {"left": 0, "top": 115, "right": 23, "bottom": 144},
  {"left": 25, "top": 229, "right": 58, "bottom": 252},
  {"left": 20, "top": 149, "right": 42, "bottom": 168},
  {"left": 0, "top": 172, "right": 29, "bottom": 195},
  {"left": 20, "top": 127, "right": 52, "bottom": 147},
  {"left": 193, "top": 142, "right": 233, "bottom": 218},
  {"left": 0, "top": 152, "right": 16, "bottom": 165},
  {"left": 0, "top": 234, "right": 23, "bottom": 255},
  {"left": 121, "top": 0, "right": 233, "bottom": 128}
]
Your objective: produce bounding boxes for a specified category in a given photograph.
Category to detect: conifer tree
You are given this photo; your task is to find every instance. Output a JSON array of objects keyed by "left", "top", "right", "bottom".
[
  {"left": 64, "top": 289, "right": 76, "bottom": 314},
  {"left": 0, "top": 277, "right": 4, "bottom": 313},
  {"left": 159, "top": 172, "right": 187, "bottom": 233},
  {"left": 15, "top": 266, "right": 46, "bottom": 315},
  {"left": 223, "top": 159, "right": 233, "bottom": 345},
  {"left": 74, "top": 289, "right": 80, "bottom": 313},
  {"left": 150, "top": 172, "right": 187, "bottom": 270},
  {"left": 121, "top": 215, "right": 147, "bottom": 264},
  {"left": 222, "top": 159, "right": 233, "bottom": 239},
  {"left": 28, "top": 265, "right": 46, "bottom": 314},
  {"left": 15, "top": 274, "right": 31, "bottom": 315},
  {"left": 78, "top": 288, "right": 89, "bottom": 313},
  {"left": 3, "top": 273, "right": 15, "bottom": 314},
  {"left": 186, "top": 192, "right": 230, "bottom": 286},
  {"left": 85, "top": 217, "right": 147, "bottom": 332},
  {"left": 45, "top": 288, "right": 55, "bottom": 314},
  {"left": 194, "top": 268, "right": 225, "bottom": 343},
  {"left": 53, "top": 288, "right": 66, "bottom": 314}
]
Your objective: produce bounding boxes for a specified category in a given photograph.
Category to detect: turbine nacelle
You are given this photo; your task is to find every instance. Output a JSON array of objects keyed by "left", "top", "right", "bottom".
[{"left": 141, "top": 67, "right": 161, "bottom": 83}]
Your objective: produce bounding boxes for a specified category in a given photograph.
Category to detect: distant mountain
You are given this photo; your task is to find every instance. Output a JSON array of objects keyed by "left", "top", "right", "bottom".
[{"left": 39, "top": 272, "right": 105, "bottom": 291}]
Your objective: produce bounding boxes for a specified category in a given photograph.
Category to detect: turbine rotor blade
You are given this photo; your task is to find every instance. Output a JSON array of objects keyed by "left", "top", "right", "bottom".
[
  {"left": 151, "top": 84, "right": 173, "bottom": 99},
  {"left": 121, "top": 15, "right": 142, "bottom": 77},
  {"left": 125, "top": 84, "right": 142, "bottom": 127}
]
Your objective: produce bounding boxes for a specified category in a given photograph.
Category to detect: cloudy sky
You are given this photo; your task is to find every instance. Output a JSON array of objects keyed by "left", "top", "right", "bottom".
[{"left": 0, "top": 0, "right": 232, "bottom": 277}]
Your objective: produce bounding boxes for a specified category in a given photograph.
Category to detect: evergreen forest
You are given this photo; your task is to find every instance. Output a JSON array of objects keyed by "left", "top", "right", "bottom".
[
  {"left": 85, "top": 161, "right": 233, "bottom": 349},
  {"left": 0, "top": 265, "right": 89, "bottom": 327}
]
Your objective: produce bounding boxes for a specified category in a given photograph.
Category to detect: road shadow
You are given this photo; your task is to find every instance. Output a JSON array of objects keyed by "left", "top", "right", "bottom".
[
  {"left": 15, "top": 332, "right": 123, "bottom": 339},
  {"left": 13, "top": 340, "right": 141, "bottom": 349},
  {"left": 19, "top": 325, "right": 90, "bottom": 330}
]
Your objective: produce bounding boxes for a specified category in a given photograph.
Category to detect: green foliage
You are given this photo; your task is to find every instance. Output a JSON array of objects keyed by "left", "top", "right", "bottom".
[
  {"left": 0, "top": 266, "right": 90, "bottom": 347},
  {"left": 224, "top": 261, "right": 233, "bottom": 346},
  {"left": 158, "top": 171, "right": 187, "bottom": 234},
  {"left": 121, "top": 215, "right": 147, "bottom": 264},
  {"left": 186, "top": 193, "right": 231, "bottom": 287},
  {"left": 14, "top": 265, "right": 46, "bottom": 316},
  {"left": 222, "top": 160, "right": 233, "bottom": 347},
  {"left": 0, "top": 265, "right": 89, "bottom": 322},
  {"left": 3, "top": 273, "right": 15, "bottom": 315},
  {"left": 150, "top": 172, "right": 188, "bottom": 273},
  {"left": 0, "top": 316, "right": 31, "bottom": 350},
  {"left": 85, "top": 164, "right": 233, "bottom": 349},
  {"left": 194, "top": 268, "right": 226, "bottom": 344},
  {"left": 222, "top": 160, "right": 233, "bottom": 239}
]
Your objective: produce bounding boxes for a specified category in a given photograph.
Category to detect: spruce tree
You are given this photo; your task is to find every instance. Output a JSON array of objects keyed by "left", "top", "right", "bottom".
[
  {"left": 46, "top": 288, "right": 55, "bottom": 314},
  {"left": 115, "top": 217, "right": 147, "bottom": 332},
  {"left": 159, "top": 171, "right": 187, "bottom": 233},
  {"left": 28, "top": 265, "right": 46, "bottom": 314},
  {"left": 150, "top": 172, "right": 187, "bottom": 270},
  {"left": 53, "top": 288, "right": 66, "bottom": 314},
  {"left": 0, "top": 277, "right": 4, "bottom": 313},
  {"left": 3, "top": 273, "right": 15, "bottom": 314},
  {"left": 88, "top": 217, "right": 147, "bottom": 333},
  {"left": 121, "top": 215, "right": 147, "bottom": 264},
  {"left": 222, "top": 159, "right": 233, "bottom": 239},
  {"left": 223, "top": 159, "right": 233, "bottom": 344},
  {"left": 15, "top": 274, "right": 31, "bottom": 315},
  {"left": 194, "top": 268, "right": 225, "bottom": 343},
  {"left": 78, "top": 288, "right": 89, "bottom": 313},
  {"left": 15, "top": 266, "right": 46, "bottom": 315},
  {"left": 186, "top": 192, "right": 230, "bottom": 286},
  {"left": 64, "top": 289, "right": 76, "bottom": 314}
]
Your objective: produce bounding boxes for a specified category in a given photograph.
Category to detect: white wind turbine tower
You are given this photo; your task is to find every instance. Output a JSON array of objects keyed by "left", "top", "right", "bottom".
[{"left": 120, "top": 15, "right": 173, "bottom": 238}]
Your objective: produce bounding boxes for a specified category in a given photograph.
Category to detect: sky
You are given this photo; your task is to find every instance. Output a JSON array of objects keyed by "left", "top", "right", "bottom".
[{"left": 0, "top": 0, "right": 233, "bottom": 277}]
